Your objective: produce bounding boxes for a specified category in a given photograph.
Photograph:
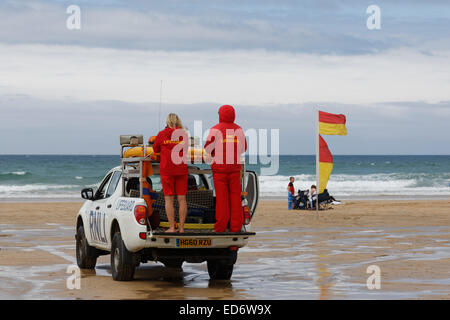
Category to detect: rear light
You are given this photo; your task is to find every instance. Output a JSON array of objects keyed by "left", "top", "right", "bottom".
[
  {"left": 229, "top": 246, "right": 239, "bottom": 251},
  {"left": 139, "top": 232, "right": 147, "bottom": 240},
  {"left": 243, "top": 205, "right": 251, "bottom": 225},
  {"left": 134, "top": 205, "right": 147, "bottom": 225}
]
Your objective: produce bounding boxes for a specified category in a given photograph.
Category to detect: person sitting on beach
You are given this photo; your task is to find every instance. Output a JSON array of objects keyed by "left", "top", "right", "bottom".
[
  {"left": 287, "top": 177, "right": 295, "bottom": 210},
  {"left": 308, "top": 185, "right": 317, "bottom": 208}
]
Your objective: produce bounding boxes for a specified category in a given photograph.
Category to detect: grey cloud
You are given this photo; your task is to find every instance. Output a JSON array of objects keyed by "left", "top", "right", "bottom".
[{"left": 0, "top": 0, "right": 449, "bottom": 54}]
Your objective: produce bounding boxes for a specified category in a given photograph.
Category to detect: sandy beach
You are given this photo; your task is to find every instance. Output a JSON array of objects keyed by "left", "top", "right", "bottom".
[{"left": 1, "top": 200, "right": 449, "bottom": 299}]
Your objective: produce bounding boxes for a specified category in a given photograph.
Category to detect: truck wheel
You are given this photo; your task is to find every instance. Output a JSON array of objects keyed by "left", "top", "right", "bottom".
[
  {"left": 207, "top": 259, "right": 234, "bottom": 280},
  {"left": 76, "top": 226, "right": 97, "bottom": 269},
  {"left": 111, "top": 232, "right": 136, "bottom": 281}
]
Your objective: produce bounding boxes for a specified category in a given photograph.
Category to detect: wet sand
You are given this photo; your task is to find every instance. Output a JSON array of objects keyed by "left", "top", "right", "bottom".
[{"left": 0, "top": 200, "right": 449, "bottom": 299}]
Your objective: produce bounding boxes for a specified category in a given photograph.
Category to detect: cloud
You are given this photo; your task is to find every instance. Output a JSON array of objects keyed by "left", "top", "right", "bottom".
[
  {"left": 0, "top": 0, "right": 449, "bottom": 53},
  {"left": 0, "top": 43, "right": 449, "bottom": 105},
  {"left": 0, "top": 1, "right": 449, "bottom": 155}
]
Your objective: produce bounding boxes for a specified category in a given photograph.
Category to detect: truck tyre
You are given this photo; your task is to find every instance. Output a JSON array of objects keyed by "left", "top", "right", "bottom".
[
  {"left": 207, "top": 259, "right": 234, "bottom": 280},
  {"left": 111, "top": 232, "right": 136, "bottom": 281},
  {"left": 76, "top": 226, "right": 97, "bottom": 269}
]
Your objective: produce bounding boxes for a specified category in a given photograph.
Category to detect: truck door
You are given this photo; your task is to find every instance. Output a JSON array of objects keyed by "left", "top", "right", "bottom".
[
  {"left": 245, "top": 171, "right": 259, "bottom": 216},
  {"left": 87, "top": 172, "right": 112, "bottom": 246},
  {"left": 102, "top": 171, "right": 122, "bottom": 246}
]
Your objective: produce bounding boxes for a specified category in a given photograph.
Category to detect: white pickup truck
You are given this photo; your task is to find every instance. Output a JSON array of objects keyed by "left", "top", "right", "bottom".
[{"left": 75, "top": 135, "right": 259, "bottom": 281}]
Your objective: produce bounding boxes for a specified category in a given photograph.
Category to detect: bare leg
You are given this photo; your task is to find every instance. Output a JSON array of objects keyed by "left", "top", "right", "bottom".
[
  {"left": 164, "top": 195, "right": 176, "bottom": 232},
  {"left": 177, "top": 195, "right": 187, "bottom": 233}
]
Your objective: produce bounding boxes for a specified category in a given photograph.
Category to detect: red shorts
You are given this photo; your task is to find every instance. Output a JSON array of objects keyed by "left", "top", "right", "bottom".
[{"left": 161, "top": 174, "right": 188, "bottom": 196}]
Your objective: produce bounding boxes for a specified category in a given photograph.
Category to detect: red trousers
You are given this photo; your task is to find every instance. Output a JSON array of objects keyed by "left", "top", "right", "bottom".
[{"left": 213, "top": 171, "right": 243, "bottom": 232}]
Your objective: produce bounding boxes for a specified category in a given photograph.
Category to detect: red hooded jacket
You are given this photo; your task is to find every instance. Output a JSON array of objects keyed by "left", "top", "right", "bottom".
[
  {"left": 204, "top": 105, "right": 247, "bottom": 173},
  {"left": 153, "top": 126, "right": 188, "bottom": 176}
]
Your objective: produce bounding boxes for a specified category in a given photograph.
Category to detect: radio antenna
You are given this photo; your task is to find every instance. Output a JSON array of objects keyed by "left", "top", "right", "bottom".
[{"left": 158, "top": 80, "right": 163, "bottom": 131}]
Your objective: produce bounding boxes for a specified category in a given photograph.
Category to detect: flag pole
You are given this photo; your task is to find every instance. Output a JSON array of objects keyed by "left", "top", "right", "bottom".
[
  {"left": 158, "top": 80, "right": 163, "bottom": 131},
  {"left": 316, "top": 109, "right": 319, "bottom": 214}
]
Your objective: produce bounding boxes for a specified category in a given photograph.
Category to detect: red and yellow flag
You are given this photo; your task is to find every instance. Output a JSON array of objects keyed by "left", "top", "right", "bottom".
[
  {"left": 319, "top": 111, "right": 347, "bottom": 136},
  {"left": 318, "top": 135, "right": 333, "bottom": 194}
]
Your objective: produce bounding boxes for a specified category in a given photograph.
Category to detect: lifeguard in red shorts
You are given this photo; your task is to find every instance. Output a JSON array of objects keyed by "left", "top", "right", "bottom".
[
  {"left": 204, "top": 105, "right": 247, "bottom": 232},
  {"left": 153, "top": 113, "right": 188, "bottom": 233}
]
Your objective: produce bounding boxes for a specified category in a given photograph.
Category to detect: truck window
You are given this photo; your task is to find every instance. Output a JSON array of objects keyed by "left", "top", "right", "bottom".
[
  {"left": 150, "top": 174, "right": 209, "bottom": 192},
  {"left": 95, "top": 173, "right": 112, "bottom": 200},
  {"left": 150, "top": 176, "right": 162, "bottom": 192},
  {"left": 188, "top": 174, "right": 209, "bottom": 190},
  {"left": 207, "top": 174, "right": 215, "bottom": 191},
  {"left": 245, "top": 171, "right": 258, "bottom": 215},
  {"left": 125, "top": 178, "right": 140, "bottom": 196},
  {"left": 106, "top": 171, "right": 121, "bottom": 198}
]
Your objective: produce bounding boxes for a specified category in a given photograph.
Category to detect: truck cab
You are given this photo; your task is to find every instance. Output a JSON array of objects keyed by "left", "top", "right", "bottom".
[{"left": 75, "top": 135, "right": 259, "bottom": 281}]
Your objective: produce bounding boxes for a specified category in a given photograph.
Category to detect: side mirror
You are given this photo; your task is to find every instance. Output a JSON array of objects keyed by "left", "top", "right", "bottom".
[{"left": 81, "top": 188, "right": 94, "bottom": 200}]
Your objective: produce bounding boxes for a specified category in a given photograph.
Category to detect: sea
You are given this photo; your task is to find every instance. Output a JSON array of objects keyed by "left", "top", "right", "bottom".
[{"left": 0, "top": 155, "right": 449, "bottom": 201}]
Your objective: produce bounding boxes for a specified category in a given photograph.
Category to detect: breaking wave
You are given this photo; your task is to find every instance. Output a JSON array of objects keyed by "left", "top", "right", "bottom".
[
  {"left": 0, "top": 184, "right": 80, "bottom": 199},
  {"left": 259, "top": 173, "right": 450, "bottom": 197}
]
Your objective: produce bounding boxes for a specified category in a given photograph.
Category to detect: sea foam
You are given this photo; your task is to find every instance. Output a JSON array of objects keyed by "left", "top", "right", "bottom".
[{"left": 258, "top": 173, "right": 450, "bottom": 197}]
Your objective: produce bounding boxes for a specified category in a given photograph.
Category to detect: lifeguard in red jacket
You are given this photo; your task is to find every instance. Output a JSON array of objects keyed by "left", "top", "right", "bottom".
[
  {"left": 204, "top": 105, "right": 247, "bottom": 232},
  {"left": 153, "top": 113, "right": 189, "bottom": 233}
]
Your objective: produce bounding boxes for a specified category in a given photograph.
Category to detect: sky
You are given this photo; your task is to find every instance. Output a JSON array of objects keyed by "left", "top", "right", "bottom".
[{"left": 0, "top": 0, "right": 449, "bottom": 154}]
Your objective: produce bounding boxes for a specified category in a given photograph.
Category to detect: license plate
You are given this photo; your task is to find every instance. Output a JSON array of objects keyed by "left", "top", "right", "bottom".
[{"left": 176, "top": 238, "right": 212, "bottom": 248}]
